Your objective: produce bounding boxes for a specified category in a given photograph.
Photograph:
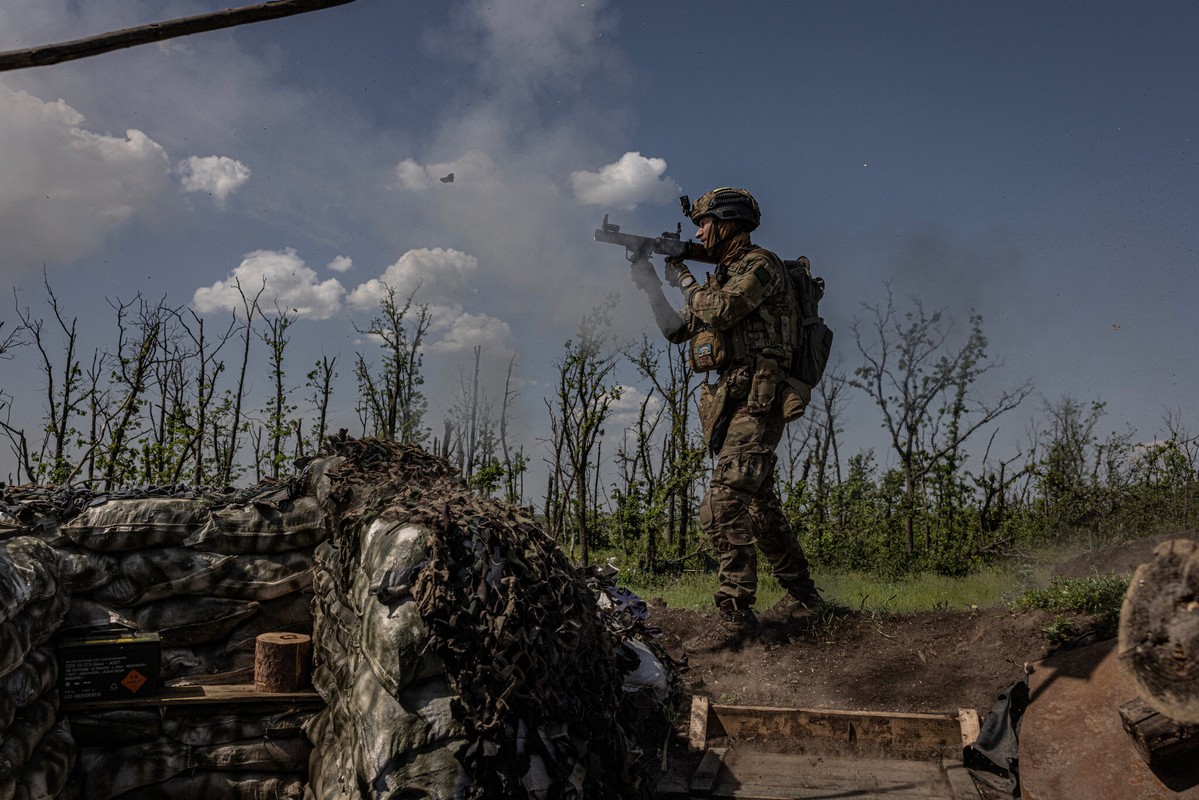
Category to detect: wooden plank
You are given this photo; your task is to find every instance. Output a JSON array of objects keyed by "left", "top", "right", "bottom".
[
  {"left": 62, "top": 683, "right": 322, "bottom": 711},
  {"left": 690, "top": 694, "right": 711, "bottom": 751},
  {"left": 690, "top": 747, "right": 727, "bottom": 797},
  {"left": 942, "top": 759, "right": 981, "bottom": 800},
  {"left": 957, "top": 707, "right": 980, "bottom": 750},
  {"left": 709, "top": 749, "right": 958, "bottom": 799},
  {"left": 708, "top": 703, "right": 963, "bottom": 758},
  {"left": 1118, "top": 696, "right": 1199, "bottom": 769}
]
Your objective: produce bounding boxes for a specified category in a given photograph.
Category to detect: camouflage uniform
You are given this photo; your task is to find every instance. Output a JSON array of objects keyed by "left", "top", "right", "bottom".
[{"left": 664, "top": 230, "right": 818, "bottom": 615}]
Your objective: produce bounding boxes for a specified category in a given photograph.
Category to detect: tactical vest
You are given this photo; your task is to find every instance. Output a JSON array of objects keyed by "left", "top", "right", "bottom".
[{"left": 722, "top": 247, "right": 797, "bottom": 368}]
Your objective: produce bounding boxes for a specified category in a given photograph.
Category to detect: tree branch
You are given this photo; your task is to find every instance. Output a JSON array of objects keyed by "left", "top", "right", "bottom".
[{"left": 0, "top": 0, "right": 357, "bottom": 72}]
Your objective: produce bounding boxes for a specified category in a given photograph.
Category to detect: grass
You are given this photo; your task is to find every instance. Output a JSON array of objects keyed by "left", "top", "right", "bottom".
[{"left": 608, "top": 558, "right": 1062, "bottom": 615}]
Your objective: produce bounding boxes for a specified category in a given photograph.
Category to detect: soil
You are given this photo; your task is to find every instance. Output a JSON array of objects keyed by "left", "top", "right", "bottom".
[
  {"left": 646, "top": 530, "right": 1199, "bottom": 718},
  {"left": 649, "top": 601, "right": 1068, "bottom": 716}
]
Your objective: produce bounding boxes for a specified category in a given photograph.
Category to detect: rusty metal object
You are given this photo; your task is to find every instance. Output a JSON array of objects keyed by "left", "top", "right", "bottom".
[
  {"left": 1021, "top": 639, "right": 1199, "bottom": 799},
  {"left": 1118, "top": 538, "right": 1199, "bottom": 723}
]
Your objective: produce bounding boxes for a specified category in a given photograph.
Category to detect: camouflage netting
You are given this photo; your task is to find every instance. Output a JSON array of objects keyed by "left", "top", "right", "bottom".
[
  {"left": 1, "top": 438, "right": 679, "bottom": 799},
  {"left": 306, "top": 438, "right": 676, "bottom": 800}
]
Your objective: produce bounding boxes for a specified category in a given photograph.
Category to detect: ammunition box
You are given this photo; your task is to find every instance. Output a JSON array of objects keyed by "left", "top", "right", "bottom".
[{"left": 57, "top": 632, "right": 161, "bottom": 702}]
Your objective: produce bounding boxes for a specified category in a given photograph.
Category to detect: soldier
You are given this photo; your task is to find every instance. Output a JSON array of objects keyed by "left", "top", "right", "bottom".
[{"left": 629, "top": 187, "right": 821, "bottom": 644}]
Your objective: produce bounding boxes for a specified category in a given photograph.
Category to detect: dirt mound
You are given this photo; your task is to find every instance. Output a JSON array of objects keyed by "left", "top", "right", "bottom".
[
  {"left": 1052, "top": 529, "right": 1199, "bottom": 579},
  {"left": 644, "top": 532, "right": 1198, "bottom": 718},
  {"left": 648, "top": 601, "right": 1095, "bottom": 715}
]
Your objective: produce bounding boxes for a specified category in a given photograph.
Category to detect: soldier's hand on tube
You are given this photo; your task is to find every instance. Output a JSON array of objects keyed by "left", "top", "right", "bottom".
[
  {"left": 630, "top": 258, "right": 661, "bottom": 292},
  {"left": 663, "top": 257, "right": 696, "bottom": 291}
]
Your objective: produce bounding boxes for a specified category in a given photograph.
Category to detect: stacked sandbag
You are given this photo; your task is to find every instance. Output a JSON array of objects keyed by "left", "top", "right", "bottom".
[
  {"left": 0, "top": 535, "right": 74, "bottom": 800},
  {"left": 304, "top": 438, "right": 665, "bottom": 800},
  {"left": 55, "top": 485, "right": 320, "bottom": 680},
  {"left": 40, "top": 483, "right": 324, "bottom": 800},
  {"left": 68, "top": 706, "right": 314, "bottom": 800},
  {"left": 3, "top": 478, "right": 327, "bottom": 800}
]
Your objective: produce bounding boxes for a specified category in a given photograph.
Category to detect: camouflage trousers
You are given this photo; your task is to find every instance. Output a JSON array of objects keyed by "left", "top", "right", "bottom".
[{"left": 699, "top": 400, "right": 816, "bottom": 610}]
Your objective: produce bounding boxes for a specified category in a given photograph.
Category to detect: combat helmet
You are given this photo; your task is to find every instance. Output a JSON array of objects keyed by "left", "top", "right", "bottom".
[{"left": 686, "top": 187, "right": 761, "bottom": 232}]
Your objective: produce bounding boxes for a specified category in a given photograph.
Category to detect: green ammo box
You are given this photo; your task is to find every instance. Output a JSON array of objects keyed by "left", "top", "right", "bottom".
[{"left": 57, "top": 632, "right": 162, "bottom": 702}]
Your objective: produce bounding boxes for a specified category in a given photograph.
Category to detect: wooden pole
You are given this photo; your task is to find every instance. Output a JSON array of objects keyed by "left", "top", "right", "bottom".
[{"left": 0, "top": 0, "right": 357, "bottom": 73}]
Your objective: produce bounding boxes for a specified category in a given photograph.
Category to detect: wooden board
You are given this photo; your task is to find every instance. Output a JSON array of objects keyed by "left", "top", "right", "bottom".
[
  {"left": 691, "top": 697, "right": 967, "bottom": 760},
  {"left": 690, "top": 749, "right": 979, "bottom": 799},
  {"left": 62, "top": 683, "right": 322, "bottom": 711}
]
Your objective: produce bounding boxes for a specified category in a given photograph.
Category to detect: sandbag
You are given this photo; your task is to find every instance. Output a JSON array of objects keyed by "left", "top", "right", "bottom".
[
  {"left": 222, "top": 592, "right": 313, "bottom": 656},
  {"left": 1, "top": 594, "right": 67, "bottom": 680},
  {"left": 11, "top": 718, "right": 73, "bottom": 800},
  {"left": 0, "top": 538, "right": 59, "bottom": 625},
  {"left": 92, "top": 549, "right": 235, "bottom": 606},
  {"left": 209, "top": 552, "right": 314, "bottom": 601},
  {"left": 104, "top": 771, "right": 304, "bottom": 800},
  {"left": 61, "top": 498, "right": 212, "bottom": 552},
  {"left": 185, "top": 497, "right": 325, "bottom": 555},
  {"left": 0, "top": 698, "right": 57, "bottom": 785},
  {"left": 58, "top": 599, "right": 137, "bottom": 637},
  {"left": 191, "top": 737, "right": 311, "bottom": 772},
  {"left": 76, "top": 739, "right": 191, "bottom": 800},
  {"left": 0, "top": 647, "right": 56, "bottom": 709},
  {"left": 56, "top": 548, "right": 119, "bottom": 594},
  {"left": 160, "top": 707, "right": 315, "bottom": 747},
  {"left": 131, "top": 597, "right": 259, "bottom": 648},
  {"left": 68, "top": 710, "right": 162, "bottom": 749}
]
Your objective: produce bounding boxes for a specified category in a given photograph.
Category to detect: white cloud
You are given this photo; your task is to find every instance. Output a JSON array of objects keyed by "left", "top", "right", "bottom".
[
  {"left": 394, "top": 149, "right": 499, "bottom": 191},
  {"left": 327, "top": 255, "right": 353, "bottom": 273},
  {"left": 0, "top": 82, "right": 173, "bottom": 274},
  {"left": 175, "top": 155, "right": 251, "bottom": 207},
  {"left": 429, "top": 311, "right": 512, "bottom": 354},
  {"left": 571, "top": 151, "right": 681, "bottom": 210},
  {"left": 607, "top": 384, "right": 662, "bottom": 429},
  {"left": 347, "top": 247, "right": 480, "bottom": 311},
  {"left": 192, "top": 248, "right": 346, "bottom": 320}
]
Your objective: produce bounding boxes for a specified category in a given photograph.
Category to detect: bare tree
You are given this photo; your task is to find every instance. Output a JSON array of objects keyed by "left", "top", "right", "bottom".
[
  {"left": 259, "top": 305, "right": 297, "bottom": 479},
  {"left": 14, "top": 276, "right": 85, "bottom": 484},
  {"left": 169, "top": 308, "right": 236, "bottom": 485},
  {"left": 218, "top": 280, "right": 265, "bottom": 486},
  {"left": 98, "top": 295, "right": 170, "bottom": 488},
  {"left": 305, "top": 354, "right": 338, "bottom": 455},
  {"left": 543, "top": 297, "right": 623, "bottom": 564},
  {"left": 354, "top": 283, "right": 431, "bottom": 443},
  {"left": 497, "top": 353, "right": 526, "bottom": 504},
  {"left": 850, "top": 288, "right": 1032, "bottom": 554}
]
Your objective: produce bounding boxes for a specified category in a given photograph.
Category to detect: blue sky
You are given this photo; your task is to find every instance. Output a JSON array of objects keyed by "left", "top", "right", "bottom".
[{"left": 1, "top": 0, "right": 1197, "bottom": 483}]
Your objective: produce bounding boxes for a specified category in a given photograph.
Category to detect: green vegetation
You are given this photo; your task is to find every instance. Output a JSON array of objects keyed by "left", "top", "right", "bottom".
[
  {"left": 5, "top": 282, "right": 1197, "bottom": 594},
  {"left": 1009, "top": 573, "right": 1131, "bottom": 642},
  {"left": 611, "top": 558, "right": 1061, "bottom": 614},
  {"left": 1010, "top": 573, "right": 1131, "bottom": 616}
]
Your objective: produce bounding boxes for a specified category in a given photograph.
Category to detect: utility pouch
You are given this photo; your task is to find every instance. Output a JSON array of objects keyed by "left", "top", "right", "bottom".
[
  {"left": 689, "top": 329, "right": 728, "bottom": 373},
  {"left": 779, "top": 376, "right": 812, "bottom": 422},
  {"left": 746, "top": 364, "right": 781, "bottom": 416},
  {"left": 698, "top": 381, "right": 730, "bottom": 452}
]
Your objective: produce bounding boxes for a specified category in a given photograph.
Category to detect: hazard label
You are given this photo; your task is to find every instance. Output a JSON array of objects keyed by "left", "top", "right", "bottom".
[{"left": 122, "top": 669, "right": 148, "bottom": 694}]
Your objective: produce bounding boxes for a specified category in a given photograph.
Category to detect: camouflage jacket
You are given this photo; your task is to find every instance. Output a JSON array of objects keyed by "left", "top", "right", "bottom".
[{"left": 668, "top": 244, "right": 797, "bottom": 371}]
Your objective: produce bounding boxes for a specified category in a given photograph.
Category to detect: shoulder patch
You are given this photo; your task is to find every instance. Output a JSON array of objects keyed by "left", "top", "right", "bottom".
[{"left": 753, "top": 264, "right": 772, "bottom": 285}]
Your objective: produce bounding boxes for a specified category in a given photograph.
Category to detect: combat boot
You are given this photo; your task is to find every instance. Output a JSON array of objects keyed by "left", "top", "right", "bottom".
[
  {"left": 764, "top": 589, "right": 824, "bottom": 625},
  {"left": 683, "top": 600, "right": 759, "bottom": 652}
]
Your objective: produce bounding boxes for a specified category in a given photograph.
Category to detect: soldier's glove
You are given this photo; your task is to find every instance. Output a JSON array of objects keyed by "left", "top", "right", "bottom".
[
  {"left": 630, "top": 258, "right": 661, "bottom": 292},
  {"left": 664, "top": 257, "right": 697, "bottom": 292}
]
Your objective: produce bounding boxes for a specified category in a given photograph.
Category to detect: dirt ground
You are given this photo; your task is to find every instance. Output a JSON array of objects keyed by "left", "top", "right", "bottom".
[{"left": 645, "top": 530, "right": 1199, "bottom": 717}]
